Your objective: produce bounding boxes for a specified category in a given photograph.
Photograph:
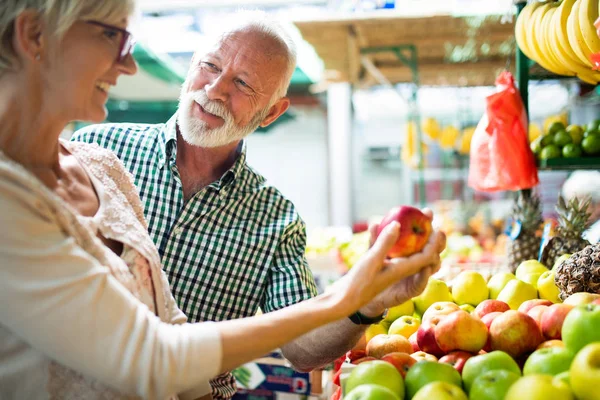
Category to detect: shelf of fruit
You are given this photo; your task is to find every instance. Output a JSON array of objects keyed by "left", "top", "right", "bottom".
[
  {"left": 332, "top": 256, "right": 600, "bottom": 400},
  {"left": 531, "top": 120, "right": 600, "bottom": 170}
]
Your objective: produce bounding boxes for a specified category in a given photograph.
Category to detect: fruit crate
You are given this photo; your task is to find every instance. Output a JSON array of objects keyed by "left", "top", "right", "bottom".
[{"left": 537, "top": 157, "right": 600, "bottom": 170}]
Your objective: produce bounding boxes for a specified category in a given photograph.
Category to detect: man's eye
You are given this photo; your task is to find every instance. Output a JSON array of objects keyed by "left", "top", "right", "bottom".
[
  {"left": 202, "top": 62, "right": 219, "bottom": 72},
  {"left": 237, "top": 79, "right": 248, "bottom": 87}
]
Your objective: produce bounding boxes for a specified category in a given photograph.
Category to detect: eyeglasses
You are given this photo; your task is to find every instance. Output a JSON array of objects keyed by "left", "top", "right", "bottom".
[{"left": 85, "top": 20, "right": 136, "bottom": 63}]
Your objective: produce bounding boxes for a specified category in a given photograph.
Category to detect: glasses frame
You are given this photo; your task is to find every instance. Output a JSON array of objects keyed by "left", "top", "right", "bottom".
[{"left": 85, "top": 20, "right": 136, "bottom": 63}]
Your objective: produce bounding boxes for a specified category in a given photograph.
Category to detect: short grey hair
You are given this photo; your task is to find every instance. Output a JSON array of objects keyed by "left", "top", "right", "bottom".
[
  {"left": 217, "top": 10, "right": 297, "bottom": 100},
  {"left": 0, "top": 0, "right": 136, "bottom": 74}
]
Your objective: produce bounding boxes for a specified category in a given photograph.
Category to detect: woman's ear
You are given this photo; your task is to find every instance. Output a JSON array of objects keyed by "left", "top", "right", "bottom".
[{"left": 12, "top": 10, "right": 45, "bottom": 63}]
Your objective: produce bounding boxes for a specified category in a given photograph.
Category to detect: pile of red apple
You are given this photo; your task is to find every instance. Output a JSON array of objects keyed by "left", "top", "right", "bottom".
[{"left": 333, "top": 292, "right": 600, "bottom": 400}]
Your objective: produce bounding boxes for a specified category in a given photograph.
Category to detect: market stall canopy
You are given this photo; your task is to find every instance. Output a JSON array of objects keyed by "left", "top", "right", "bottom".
[{"left": 293, "top": 12, "right": 516, "bottom": 87}]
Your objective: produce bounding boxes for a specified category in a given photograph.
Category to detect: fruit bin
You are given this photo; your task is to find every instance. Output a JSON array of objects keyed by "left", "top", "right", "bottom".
[{"left": 537, "top": 157, "right": 600, "bottom": 170}]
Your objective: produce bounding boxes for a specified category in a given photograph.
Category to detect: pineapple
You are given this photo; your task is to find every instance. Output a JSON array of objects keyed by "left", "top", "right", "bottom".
[
  {"left": 506, "top": 192, "right": 543, "bottom": 273},
  {"left": 555, "top": 244, "right": 600, "bottom": 300},
  {"left": 541, "top": 196, "right": 592, "bottom": 269}
]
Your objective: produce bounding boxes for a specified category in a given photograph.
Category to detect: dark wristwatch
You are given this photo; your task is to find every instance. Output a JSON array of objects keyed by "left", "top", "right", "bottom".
[{"left": 348, "top": 309, "right": 388, "bottom": 325}]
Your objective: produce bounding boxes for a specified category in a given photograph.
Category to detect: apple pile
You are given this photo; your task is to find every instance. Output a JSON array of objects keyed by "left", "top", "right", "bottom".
[{"left": 333, "top": 259, "right": 600, "bottom": 399}]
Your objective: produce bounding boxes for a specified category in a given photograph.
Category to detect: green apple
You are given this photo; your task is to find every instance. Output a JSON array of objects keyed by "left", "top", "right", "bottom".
[
  {"left": 459, "top": 304, "right": 475, "bottom": 313},
  {"left": 570, "top": 343, "right": 600, "bottom": 400},
  {"left": 384, "top": 299, "right": 415, "bottom": 323},
  {"left": 562, "top": 304, "right": 600, "bottom": 354},
  {"left": 537, "top": 271, "right": 561, "bottom": 303},
  {"left": 345, "top": 384, "right": 401, "bottom": 400},
  {"left": 515, "top": 260, "right": 549, "bottom": 281},
  {"left": 346, "top": 360, "right": 404, "bottom": 398},
  {"left": 365, "top": 323, "right": 387, "bottom": 342},
  {"left": 552, "top": 254, "right": 572, "bottom": 271},
  {"left": 496, "top": 279, "right": 538, "bottom": 310},
  {"left": 520, "top": 272, "right": 544, "bottom": 289},
  {"left": 404, "top": 361, "right": 462, "bottom": 399},
  {"left": 413, "top": 278, "right": 452, "bottom": 315},
  {"left": 553, "top": 371, "right": 570, "bottom": 388},
  {"left": 452, "top": 270, "right": 488, "bottom": 306},
  {"left": 412, "top": 382, "right": 467, "bottom": 400},
  {"left": 462, "top": 351, "right": 521, "bottom": 393},
  {"left": 469, "top": 369, "right": 520, "bottom": 400},
  {"left": 523, "top": 347, "right": 575, "bottom": 376},
  {"left": 505, "top": 375, "right": 573, "bottom": 400},
  {"left": 487, "top": 272, "right": 517, "bottom": 300}
]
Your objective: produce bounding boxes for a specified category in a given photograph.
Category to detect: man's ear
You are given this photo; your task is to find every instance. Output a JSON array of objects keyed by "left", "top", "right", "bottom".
[
  {"left": 12, "top": 10, "right": 44, "bottom": 63},
  {"left": 259, "top": 97, "right": 291, "bottom": 128}
]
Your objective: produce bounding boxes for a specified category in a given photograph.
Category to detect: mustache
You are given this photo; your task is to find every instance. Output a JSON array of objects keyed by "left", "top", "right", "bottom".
[{"left": 187, "top": 90, "right": 233, "bottom": 121}]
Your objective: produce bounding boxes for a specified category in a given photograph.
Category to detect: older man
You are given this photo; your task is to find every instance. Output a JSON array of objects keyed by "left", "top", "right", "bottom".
[{"left": 72, "top": 15, "right": 440, "bottom": 399}]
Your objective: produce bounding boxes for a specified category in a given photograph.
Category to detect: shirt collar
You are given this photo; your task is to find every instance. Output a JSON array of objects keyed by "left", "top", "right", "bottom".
[{"left": 159, "top": 114, "right": 248, "bottom": 191}]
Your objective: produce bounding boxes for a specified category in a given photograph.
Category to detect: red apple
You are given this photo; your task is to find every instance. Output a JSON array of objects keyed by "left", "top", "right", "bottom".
[
  {"left": 381, "top": 352, "right": 417, "bottom": 378},
  {"left": 366, "top": 334, "right": 413, "bottom": 358},
  {"left": 408, "top": 332, "right": 420, "bottom": 353},
  {"left": 480, "top": 311, "right": 503, "bottom": 351},
  {"left": 422, "top": 301, "right": 461, "bottom": 322},
  {"left": 439, "top": 351, "right": 474, "bottom": 374},
  {"left": 541, "top": 303, "right": 574, "bottom": 340},
  {"left": 410, "top": 351, "right": 438, "bottom": 363},
  {"left": 526, "top": 305, "right": 549, "bottom": 328},
  {"left": 351, "top": 356, "right": 378, "bottom": 365},
  {"left": 376, "top": 206, "right": 433, "bottom": 258},
  {"left": 416, "top": 316, "right": 446, "bottom": 357},
  {"left": 346, "top": 349, "right": 367, "bottom": 362},
  {"left": 518, "top": 299, "right": 553, "bottom": 315},
  {"left": 489, "top": 310, "right": 544, "bottom": 358},
  {"left": 474, "top": 300, "right": 511, "bottom": 319},
  {"left": 435, "top": 311, "right": 488, "bottom": 353}
]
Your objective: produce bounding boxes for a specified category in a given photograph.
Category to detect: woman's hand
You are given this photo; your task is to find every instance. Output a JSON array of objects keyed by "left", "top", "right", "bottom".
[{"left": 329, "top": 211, "right": 446, "bottom": 318}]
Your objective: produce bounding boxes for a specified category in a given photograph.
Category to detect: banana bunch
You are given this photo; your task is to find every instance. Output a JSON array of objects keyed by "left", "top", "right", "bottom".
[
  {"left": 515, "top": 0, "right": 600, "bottom": 84},
  {"left": 401, "top": 121, "right": 428, "bottom": 168},
  {"left": 458, "top": 126, "right": 476, "bottom": 155},
  {"left": 440, "top": 125, "right": 461, "bottom": 149}
]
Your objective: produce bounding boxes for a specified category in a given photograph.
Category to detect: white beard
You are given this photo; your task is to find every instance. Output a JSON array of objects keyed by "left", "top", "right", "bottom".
[{"left": 177, "top": 89, "right": 270, "bottom": 148}]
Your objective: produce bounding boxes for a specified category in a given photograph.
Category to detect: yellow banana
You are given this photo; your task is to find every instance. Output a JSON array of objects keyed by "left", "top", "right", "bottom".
[
  {"left": 554, "top": 0, "right": 600, "bottom": 81},
  {"left": 541, "top": 3, "right": 575, "bottom": 75},
  {"left": 515, "top": 2, "right": 537, "bottom": 60},
  {"left": 568, "top": 0, "right": 594, "bottom": 67},
  {"left": 579, "top": 0, "right": 600, "bottom": 55},
  {"left": 529, "top": 2, "right": 561, "bottom": 72}
]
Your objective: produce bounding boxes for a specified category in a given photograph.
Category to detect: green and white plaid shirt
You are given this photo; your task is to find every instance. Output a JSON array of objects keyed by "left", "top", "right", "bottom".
[{"left": 72, "top": 116, "right": 317, "bottom": 399}]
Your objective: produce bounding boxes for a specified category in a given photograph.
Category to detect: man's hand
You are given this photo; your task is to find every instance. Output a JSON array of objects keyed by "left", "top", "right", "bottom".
[{"left": 358, "top": 209, "right": 446, "bottom": 318}]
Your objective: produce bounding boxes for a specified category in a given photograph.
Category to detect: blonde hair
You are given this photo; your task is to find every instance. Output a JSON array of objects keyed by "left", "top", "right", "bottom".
[{"left": 0, "top": 0, "right": 135, "bottom": 73}]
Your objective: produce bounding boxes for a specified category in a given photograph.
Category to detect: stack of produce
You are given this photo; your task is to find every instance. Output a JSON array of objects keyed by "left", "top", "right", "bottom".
[
  {"left": 531, "top": 120, "right": 600, "bottom": 160},
  {"left": 515, "top": 0, "right": 600, "bottom": 84},
  {"left": 333, "top": 259, "right": 600, "bottom": 400}
]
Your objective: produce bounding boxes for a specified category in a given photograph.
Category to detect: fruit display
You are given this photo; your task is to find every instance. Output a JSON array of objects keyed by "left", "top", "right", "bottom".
[
  {"left": 515, "top": 0, "right": 600, "bottom": 84},
  {"left": 531, "top": 120, "right": 600, "bottom": 162},
  {"left": 506, "top": 192, "right": 544, "bottom": 273},
  {"left": 333, "top": 258, "right": 600, "bottom": 399},
  {"left": 542, "top": 196, "right": 592, "bottom": 269}
]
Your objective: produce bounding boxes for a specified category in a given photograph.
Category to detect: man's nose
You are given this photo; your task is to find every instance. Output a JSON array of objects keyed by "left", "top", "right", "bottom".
[{"left": 205, "top": 76, "right": 229, "bottom": 103}]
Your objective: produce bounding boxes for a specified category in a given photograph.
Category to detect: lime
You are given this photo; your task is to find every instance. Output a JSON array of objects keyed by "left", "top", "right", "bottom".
[
  {"left": 540, "top": 133, "right": 555, "bottom": 147},
  {"left": 582, "top": 133, "right": 600, "bottom": 155},
  {"left": 586, "top": 119, "right": 600, "bottom": 133},
  {"left": 566, "top": 125, "right": 584, "bottom": 145},
  {"left": 540, "top": 144, "right": 562, "bottom": 159},
  {"left": 562, "top": 143, "right": 582, "bottom": 158},
  {"left": 584, "top": 129, "right": 598, "bottom": 138},
  {"left": 531, "top": 136, "right": 543, "bottom": 155},
  {"left": 548, "top": 121, "right": 566, "bottom": 135},
  {"left": 553, "top": 130, "right": 573, "bottom": 147}
]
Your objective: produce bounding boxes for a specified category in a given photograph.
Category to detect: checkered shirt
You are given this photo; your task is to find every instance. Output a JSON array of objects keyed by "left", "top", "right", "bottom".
[{"left": 72, "top": 116, "right": 318, "bottom": 399}]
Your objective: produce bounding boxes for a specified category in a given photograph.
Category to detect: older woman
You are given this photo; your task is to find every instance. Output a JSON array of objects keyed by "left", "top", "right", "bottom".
[{"left": 0, "top": 1, "right": 445, "bottom": 399}]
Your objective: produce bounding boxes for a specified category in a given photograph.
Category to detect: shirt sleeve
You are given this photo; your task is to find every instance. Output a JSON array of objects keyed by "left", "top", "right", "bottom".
[
  {"left": 0, "top": 179, "right": 222, "bottom": 400},
  {"left": 260, "top": 216, "right": 318, "bottom": 313}
]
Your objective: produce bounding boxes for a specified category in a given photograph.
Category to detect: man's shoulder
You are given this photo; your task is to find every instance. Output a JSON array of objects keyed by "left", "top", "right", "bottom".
[{"left": 71, "top": 122, "right": 166, "bottom": 151}]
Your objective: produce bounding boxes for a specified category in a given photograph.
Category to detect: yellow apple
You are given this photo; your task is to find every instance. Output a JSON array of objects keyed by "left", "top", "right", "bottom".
[
  {"left": 388, "top": 315, "right": 420, "bottom": 339},
  {"left": 413, "top": 278, "right": 452, "bottom": 315},
  {"left": 563, "top": 292, "right": 600, "bottom": 306},
  {"left": 459, "top": 304, "right": 475, "bottom": 313},
  {"left": 515, "top": 260, "right": 549, "bottom": 281},
  {"left": 497, "top": 280, "right": 538, "bottom": 310},
  {"left": 570, "top": 343, "right": 600, "bottom": 400},
  {"left": 521, "top": 272, "right": 544, "bottom": 289},
  {"left": 552, "top": 254, "right": 572, "bottom": 272},
  {"left": 365, "top": 323, "right": 387, "bottom": 342},
  {"left": 452, "top": 270, "right": 488, "bottom": 306},
  {"left": 412, "top": 382, "right": 467, "bottom": 400},
  {"left": 487, "top": 272, "right": 517, "bottom": 300},
  {"left": 505, "top": 375, "right": 573, "bottom": 400},
  {"left": 384, "top": 299, "right": 415, "bottom": 323},
  {"left": 537, "top": 271, "right": 562, "bottom": 303}
]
